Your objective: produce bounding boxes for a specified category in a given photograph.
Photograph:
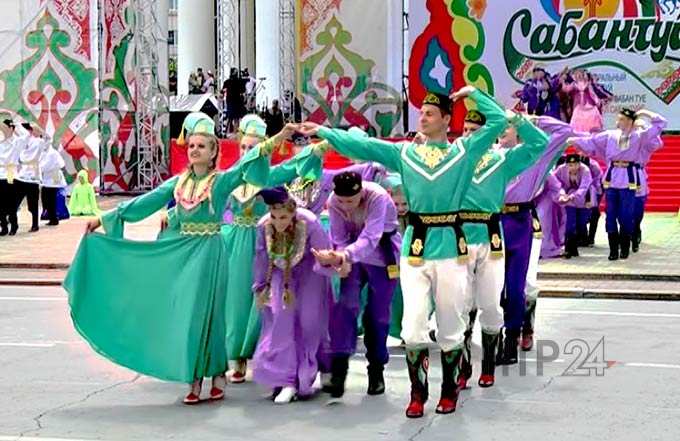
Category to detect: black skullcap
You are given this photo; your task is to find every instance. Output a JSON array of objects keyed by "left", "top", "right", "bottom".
[
  {"left": 566, "top": 153, "right": 581, "bottom": 164},
  {"left": 619, "top": 108, "right": 637, "bottom": 121},
  {"left": 333, "top": 171, "right": 363, "bottom": 197},
  {"left": 259, "top": 186, "right": 290, "bottom": 205},
  {"left": 422, "top": 91, "right": 452, "bottom": 115},
  {"left": 465, "top": 109, "right": 486, "bottom": 126}
]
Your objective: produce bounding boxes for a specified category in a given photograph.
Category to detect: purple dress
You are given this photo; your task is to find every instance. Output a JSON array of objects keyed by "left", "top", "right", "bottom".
[
  {"left": 252, "top": 208, "right": 334, "bottom": 396},
  {"left": 535, "top": 174, "right": 565, "bottom": 259},
  {"left": 553, "top": 163, "right": 593, "bottom": 241}
]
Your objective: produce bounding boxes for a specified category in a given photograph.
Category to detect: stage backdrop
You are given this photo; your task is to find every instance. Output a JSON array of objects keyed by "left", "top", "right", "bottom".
[
  {"left": 409, "top": 0, "right": 680, "bottom": 130},
  {"left": 0, "top": 0, "right": 169, "bottom": 192},
  {"left": 0, "top": 0, "right": 99, "bottom": 185},
  {"left": 296, "top": 0, "right": 404, "bottom": 137}
]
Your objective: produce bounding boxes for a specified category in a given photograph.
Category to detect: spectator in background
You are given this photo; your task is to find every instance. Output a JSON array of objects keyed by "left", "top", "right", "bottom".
[
  {"left": 188, "top": 72, "right": 201, "bottom": 94},
  {"left": 202, "top": 71, "right": 216, "bottom": 95},
  {"left": 224, "top": 68, "right": 247, "bottom": 133},
  {"left": 169, "top": 71, "right": 177, "bottom": 95},
  {"left": 196, "top": 68, "right": 205, "bottom": 89},
  {"left": 264, "top": 99, "right": 285, "bottom": 137}
]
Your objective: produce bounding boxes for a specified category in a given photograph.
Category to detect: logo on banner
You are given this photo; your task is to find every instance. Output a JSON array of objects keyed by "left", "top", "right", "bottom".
[{"left": 504, "top": 3, "right": 680, "bottom": 104}]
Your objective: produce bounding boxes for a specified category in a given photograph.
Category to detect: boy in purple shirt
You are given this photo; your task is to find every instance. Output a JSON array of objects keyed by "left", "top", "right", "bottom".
[{"left": 312, "top": 171, "right": 401, "bottom": 400}]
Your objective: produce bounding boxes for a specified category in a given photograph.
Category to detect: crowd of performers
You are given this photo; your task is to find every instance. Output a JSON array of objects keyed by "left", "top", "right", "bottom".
[
  {"left": 63, "top": 83, "right": 666, "bottom": 419},
  {"left": 0, "top": 120, "right": 99, "bottom": 236}
]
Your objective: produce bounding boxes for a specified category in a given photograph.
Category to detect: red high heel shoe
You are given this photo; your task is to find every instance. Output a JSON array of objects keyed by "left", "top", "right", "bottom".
[
  {"left": 209, "top": 387, "right": 225, "bottom": 400},
  {"left": 183, "top": 392, "right": 200, "bottom": 405}
]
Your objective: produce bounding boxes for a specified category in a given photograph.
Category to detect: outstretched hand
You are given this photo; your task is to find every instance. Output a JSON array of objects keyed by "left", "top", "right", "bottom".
[
  {"left": 450, "top": 86, "right": 476, "bottom": 102},
  {"left": 298, "top": 122, "right": 321, "bottom": 137},
  {"left": 85, "top": 218, "right": 101, "bottom": 235},
  {"left": 311, "top": 248, "right": 340, "bottom": 266}
]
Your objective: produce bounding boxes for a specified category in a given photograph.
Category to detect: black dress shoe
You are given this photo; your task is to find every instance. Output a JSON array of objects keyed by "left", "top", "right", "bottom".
[
  {"left": 367, "top": 368, "right": 385, "bottom": 396},
  {"left": 9, "top": 226, "right": 18, "bottom": 236},
  {"left": 0, "top": 228, "right": 8, "bottom": 236},
  {"left": 29, "top": 226, "right": 39, "bottom": 233},
  {"left": 47, "top": 220, "right": 59, "bottom": 226}
]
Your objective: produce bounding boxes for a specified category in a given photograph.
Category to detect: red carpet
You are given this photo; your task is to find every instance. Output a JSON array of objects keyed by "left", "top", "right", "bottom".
[
  {"left": 647, "top": 135, "right": 680, "bottom": 212},
  {"left": 169, "top": 135, "right": 680, "bottom": 213}
]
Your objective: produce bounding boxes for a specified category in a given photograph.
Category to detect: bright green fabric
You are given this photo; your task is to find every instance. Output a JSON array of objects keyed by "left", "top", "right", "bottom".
[
  {"left": 68, "top": 170, "right": 100, "bottom": 216},
  {"left": 63, "top": 145, "right": 269, "bottom": 383},
  {"left": 318, "top": 89, "right": 508, "bottom": 260},
  {"left": 461, "top": 117, "right": 549, "bottom": 244}
]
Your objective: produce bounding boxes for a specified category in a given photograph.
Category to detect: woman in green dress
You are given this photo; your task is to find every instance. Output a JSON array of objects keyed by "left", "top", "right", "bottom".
[
  {"left": 222, "top": 116, "right": 322, "bottom": 383},
  {"left": 63, "top": 126, "right": 293, "bottom": 404}
]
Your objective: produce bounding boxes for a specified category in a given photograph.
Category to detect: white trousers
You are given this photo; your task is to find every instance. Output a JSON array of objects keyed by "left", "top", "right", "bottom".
[
  {"left": 400, "top": 257, "right": 468, "bottom": 352},
  {"left": 464, "top": 243, "right": 504, "bottom": 334},
  {"left": 525, "top": 237, "right": 542, "bottom": 303}
]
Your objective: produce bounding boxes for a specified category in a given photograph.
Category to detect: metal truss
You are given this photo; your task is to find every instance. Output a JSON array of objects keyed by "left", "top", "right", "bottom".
[
  {"left": 217, "top": 0, "right": 240, "bottom": 89},
  {"left": 132, "top": 0, "right": 168, "bottom": 191},
  {"left": 279, "top": 0, "right": 296, "bottom": 113}
]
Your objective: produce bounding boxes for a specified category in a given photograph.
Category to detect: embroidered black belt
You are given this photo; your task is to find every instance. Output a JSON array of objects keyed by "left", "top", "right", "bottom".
[
  {"left": 378, "top": 229, "right": 400, "bottom": 279},
  {"left": 501, "top": 201, "right": 535, "bottom": 214},
  {"left": 457, "top": 211, "right": 503, "bottom": 257},
  {"left": 407, "top": 211, "right": 468, "bottom": 266},
  {"left": 529, "top": 207, "right": 543, "bottom": 239},
  {"left": 604, "top": 161, "right": 639, "bottom": 190}
]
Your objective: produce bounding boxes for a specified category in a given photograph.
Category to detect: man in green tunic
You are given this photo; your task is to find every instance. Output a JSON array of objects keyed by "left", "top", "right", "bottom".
[
  {"left": 299, "top": 86, "right": 508, "bottom": 418},
  {"left": 453, "top": 110, "right": 548, "bottom": 390}
]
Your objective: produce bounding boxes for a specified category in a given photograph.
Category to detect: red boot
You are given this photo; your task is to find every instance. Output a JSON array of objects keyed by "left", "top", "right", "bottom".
[
  {"left": 436, "top": 349, "right": 463, "bottom": 414},
  {"left": 478, "top": 331, "right": 499, "bottom": 388},
  {"left": 405, "top": 348, "right": 429, "bottom": 418}
]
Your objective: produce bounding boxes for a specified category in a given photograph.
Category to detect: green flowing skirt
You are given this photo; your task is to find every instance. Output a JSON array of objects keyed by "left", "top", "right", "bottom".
[
  {"left": 221, "top": 224, "right": 260, "bottom": 360},
  {"left": 64, "top": 233, "right": 228, "bottom": 383}
]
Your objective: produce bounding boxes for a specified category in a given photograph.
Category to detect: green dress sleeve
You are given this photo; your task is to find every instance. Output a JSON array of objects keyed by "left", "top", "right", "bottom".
[
  {"left": 462, "top": 89, "right": 509, "bottom": 167},
  {"left": 267, "top": 145, "right": 323, "bottom": 186},
  {"left": 213, "top": 141, "right": 273, "bottom": 198},
  {"left": 318, "top": 127, "right": 403, "bottom": 173},
  {"left": 101, "top": 176, "right": 178, "bottom": 238},
  {"left": 503, "top": 116, "right": 550, "bottom": 179}
]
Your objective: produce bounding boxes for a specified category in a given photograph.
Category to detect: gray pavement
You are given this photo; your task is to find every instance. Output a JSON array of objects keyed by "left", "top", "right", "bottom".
[{"left": 1, "top": 286, "right": 679, "bottom": 441}]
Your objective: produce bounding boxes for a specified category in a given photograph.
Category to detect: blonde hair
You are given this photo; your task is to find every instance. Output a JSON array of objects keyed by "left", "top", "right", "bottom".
[{"left": 188, "top": 132, "right": 220, "bottom": 171}]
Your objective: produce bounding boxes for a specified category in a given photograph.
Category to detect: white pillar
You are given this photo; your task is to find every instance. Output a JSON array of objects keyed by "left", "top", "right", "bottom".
[
  {"left": 255, "top": 0, "right": 280, "bottom": 108},
  {"left": 241, "top": 0, "right": 256, "bottom": 73},
  {"left": 177, "top": 0, "right": 215, "bottom": 95}
]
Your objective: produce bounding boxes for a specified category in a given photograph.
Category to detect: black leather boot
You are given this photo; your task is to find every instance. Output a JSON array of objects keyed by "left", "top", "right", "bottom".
[
  {"left": 367, "top": 364, "right": 385, "bottom": 395},
  {"left": 632, "top": 229, "right": 641, "bottom": 253},
  {"left": 607, "top": 232, "right": 619, "bottom": 261},
  {"left": 497, "top": 328, "right": 520, "bottom": 365},
  {"left": 619, "top": 234, "right": 631, "bottom": 259},
  {"left": 521, "top": 299, "right": 536, "bottom": 351},
  {"left": 457, "top": 308, "right": 477, "bottom": 389},
  {"left": 328, "top": 355, "right": 349, "bottom": 399}
]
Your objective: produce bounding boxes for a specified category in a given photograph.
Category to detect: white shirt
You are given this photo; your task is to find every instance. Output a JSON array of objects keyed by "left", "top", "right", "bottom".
[
  {"left": 40, "top": 146, "right": 66, "bottom": 188},
  {"left": 17, "top": 135, "right": 49, "bottom": 184},
  {"left": 0, "top": 134, "right": 22, "bottom": 181}
]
